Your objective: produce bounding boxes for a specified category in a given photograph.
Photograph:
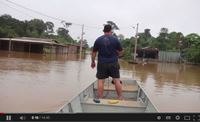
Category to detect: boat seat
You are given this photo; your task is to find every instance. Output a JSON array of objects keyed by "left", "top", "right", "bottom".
[
  {"left": 83, "top": 98, "right": 145, "bottom": 108},
  {"left": 82, "top": 98, "right": 146, "bottom": 112},
  {"left": 94, "top": 84, "right": 138, "bottom": 92}
]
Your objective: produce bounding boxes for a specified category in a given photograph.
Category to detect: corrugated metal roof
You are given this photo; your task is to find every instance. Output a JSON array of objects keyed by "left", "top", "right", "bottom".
[
  {"left": 0, "top": 37, "right": 58, "bottom": 45},
  {"left": 0, "top": 37, "right": 85, "bottom": 48}
]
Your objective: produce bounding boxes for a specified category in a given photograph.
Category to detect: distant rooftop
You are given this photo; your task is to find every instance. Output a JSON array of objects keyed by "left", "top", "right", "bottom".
[
  {"left": 0, "top": 37, "right": 84, "bottom": 47},
  {"left": 0, "top": 37, "right": 60, "bottom": 45}
]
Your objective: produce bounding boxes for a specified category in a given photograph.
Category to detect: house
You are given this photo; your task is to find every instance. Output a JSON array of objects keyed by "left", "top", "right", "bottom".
[{"left": 0, "top": 37, "right": 85, "bottom": 54}]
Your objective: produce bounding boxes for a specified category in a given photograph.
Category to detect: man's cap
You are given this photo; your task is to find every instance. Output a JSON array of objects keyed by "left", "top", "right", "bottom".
[{"left": 103, "top": 24, "right": 112, "bottom": 32}]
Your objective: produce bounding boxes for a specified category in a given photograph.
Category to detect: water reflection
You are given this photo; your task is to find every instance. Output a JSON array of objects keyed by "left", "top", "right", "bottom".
[
  {"left": 0, "top": 50, "right": 199, "bottom": 112},
  {"left": 119, "top": 60, "right": 200, "bottom": 112},
  {"left": 0, "top": 51, "right": 95, "bottom": 113}
]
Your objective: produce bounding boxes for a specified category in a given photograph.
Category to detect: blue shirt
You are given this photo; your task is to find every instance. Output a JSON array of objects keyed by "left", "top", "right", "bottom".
[{"left": 93, "top": 35, "right": 123, "bottom": 63}]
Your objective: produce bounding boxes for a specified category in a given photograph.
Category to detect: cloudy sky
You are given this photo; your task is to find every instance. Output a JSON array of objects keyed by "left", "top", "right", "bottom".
[{"left": 0, "top": 0, "right": 200, "bottom": 46}]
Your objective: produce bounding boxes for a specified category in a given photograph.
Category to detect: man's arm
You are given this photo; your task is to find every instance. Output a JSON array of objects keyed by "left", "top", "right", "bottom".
[
  {"left": 117, "top": 50, "right": 124, "bottom": 58},
  {"left": 116, "top": 38, "right": 124, "bottom": 58},
  {"left": 91, "top": 41, "right": 98, "bottom": 68},
  {"left": 91, "top": 51, "right": 97, "bottom": 68},
  {"left": 91, "top": 51, "right": 96, "bottom": 62}
]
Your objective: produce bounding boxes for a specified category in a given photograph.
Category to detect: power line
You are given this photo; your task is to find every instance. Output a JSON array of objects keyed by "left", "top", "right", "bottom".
[
  {"left": 5, "top": 0, "right": 129, "bottom": 30},
  {"left": 5, "top": 0, "right": 64, "bottom": 22},
  {"left": 4, "top": 0, "right": 134, "bottom": 30},
  {"left": 119, "top": 26, "right": 134, "bottom": 30},
  {"left": 0, "top": 1, "right": 35, "bottom": 18},
  {"left": 5, "top": 0, "right": 86, "bottom": 27},
  {"left": 84, "top": 25, "right": 102, "bottom": 29},
  {"left": 4, "top": 0, "right": 101, "bottom": 29},
  {"left": 3, "top": 0, "right": 135, "bottom": 33}
]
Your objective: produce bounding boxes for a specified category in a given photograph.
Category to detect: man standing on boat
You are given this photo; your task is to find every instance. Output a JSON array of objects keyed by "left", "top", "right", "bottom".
[{"left": 91, "top": 24, "right": 123, "bottom": 100}]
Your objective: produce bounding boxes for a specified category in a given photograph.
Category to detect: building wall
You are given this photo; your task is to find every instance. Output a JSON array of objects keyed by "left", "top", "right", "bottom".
[
  {"left": 30, "top": 44, "right": 44, "bottom": 53},
  {"left": 0, "top": 39, "right": 84, "bottom": 54},
  {"left": 12, "top": 42, "right": 25, "bottom": 52},
  {"left": 0, "top": 40, "right": 44, "bottom": 53},
  {"left": 136, "top": 48, "right": 159, "bottom": 59},
  {"left": 55, "top": 46, "right": 68, "bottom": 54},
  {"left": 159, "top": 51, "right": 180, "bottom": 63},
  {"left": 0, "top": 40, "right": 9, "bottom": 50},
  {"left": 68, "top": 45, "right": 79, "bottom": 54}
]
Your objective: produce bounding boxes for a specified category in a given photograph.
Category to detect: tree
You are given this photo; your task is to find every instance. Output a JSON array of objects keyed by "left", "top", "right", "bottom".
[
  {"left": 27, "top": 19, "right": 46, "bottom": 37},
  {"left": 106, "top": 21, "right": 119, "bottom": 30},
  {"left": 144, "top": 29, "right": 151, "bottom": 38},
  {"left": 57, "top": 27, "right": 69, "bottom": 37},
  {"left": 120, "top": 37, "right": 135, "bottom": 60},
  {"left": 167, "top": 32, "right": 184, "bottom": 51},
  {"left": 61, "top": 21, "right": 72, "bottom": 28},
  {"left": 184, "top": 33, "right": 200, "bottom": 48},
  {"left": 45, "top": 21, "right": 54, "bottom": 34},
  {"left": 105, "top": 21, "right": 119, "bottom": 37},
  {"left": 0, "top": 14, "right": 76, "bottom": 45},
  {"left": 153, "top": 28, "right": 170, "bottom": 50},
  {"left": 117, "top": 34, "right": 125, "bottom": 41},
  {"left": 137, "top": 29, "right": 152, "bottom": 48},
  {"left": 183, "top": 33, "right": 200, "bottom": 63},
  {"left": 56, "top": 27, "right": 76, "bottom": 44},
  {"left": 78, "top": 39, "right": 89, "bottom": 48},
  {"left": 160, "top": 27, "right": 168, "bottom": 34},
  {"left": 0, "top": 14, "right": 24, "bottom": 37}
]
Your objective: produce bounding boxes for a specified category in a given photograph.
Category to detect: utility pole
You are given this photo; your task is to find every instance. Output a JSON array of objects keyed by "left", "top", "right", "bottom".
[
  {"left": 133, "top": 23, "right": 139, "bottom": 62},
  {"left": 79, "top": 24, "right": 84, "bottom": 58}
]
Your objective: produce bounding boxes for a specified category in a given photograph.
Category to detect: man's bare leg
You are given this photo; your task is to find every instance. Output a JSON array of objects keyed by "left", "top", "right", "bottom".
[
  {"left": 113, "top": 78, "right": 123, "bottom": 100},
  {"left": 98, "top": 79, "right": 105, "bottom": 98}
]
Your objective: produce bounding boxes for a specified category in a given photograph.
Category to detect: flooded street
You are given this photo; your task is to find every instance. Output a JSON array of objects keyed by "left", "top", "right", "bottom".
[{"left": 0, "top": 51, "right": 200, "bottom": 112}]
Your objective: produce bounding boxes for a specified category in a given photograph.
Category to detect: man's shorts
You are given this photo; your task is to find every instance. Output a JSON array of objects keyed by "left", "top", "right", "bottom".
[{"left": 96, "top": 62, "right": 120, "bottom": 79}]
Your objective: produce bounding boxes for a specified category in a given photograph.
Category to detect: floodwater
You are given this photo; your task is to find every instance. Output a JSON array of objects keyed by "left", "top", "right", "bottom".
[
  {"left": 120, "top": 60, "right": 200, "bottom": 112},
  {"left": 0, "top": 51, "right": 96, "bottom": 113},
  {"left": 0, "top": 51, "right": 200, "bottom": 112}
]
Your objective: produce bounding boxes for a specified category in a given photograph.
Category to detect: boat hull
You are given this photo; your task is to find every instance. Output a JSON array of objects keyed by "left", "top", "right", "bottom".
[{"left": 57, "top": 78, "right": 158, "bottom": 113}]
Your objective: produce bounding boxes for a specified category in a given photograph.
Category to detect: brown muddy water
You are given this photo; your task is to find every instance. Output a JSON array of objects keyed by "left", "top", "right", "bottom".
[
  {"left": 120, "top": 60, "right": 200, "bottom": 112},
  {"left": 0, "top": 51, "right": 200, "bottom": 112}
]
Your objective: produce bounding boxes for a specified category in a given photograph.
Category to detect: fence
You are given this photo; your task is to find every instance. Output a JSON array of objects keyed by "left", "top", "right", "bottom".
[{"left": 158, "top": 51, "right": 180, "bottom": 63}]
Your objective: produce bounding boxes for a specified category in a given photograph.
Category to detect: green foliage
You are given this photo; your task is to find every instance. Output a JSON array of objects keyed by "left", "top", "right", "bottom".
[
  {"left": 120, "top": 28, "right": 200, "bottom": 63},
  {"left": 56, "top": 27, "right": 77, "bottom": 44},
  {"left": 149, "top": 28, "right": 184, "bottom": 51},
  {"left": 77, "top": 39, "right": 89, "bottom": 49},
  {"left": 106, "top": 21, "right": 119, "bottom": 30},
  {"left": 117, "top": 34, "right": 124, "bottom": 41},
  {"left": 45, "top": 21, "right": 54, "bottom": 33},
  {"left": 61, "top": 21, "right": 72, "bottom": 28},
  {"left": 183, "top": 33, "right": 200, "bottom": 63},
  {"left": 120, "top": 37, "right": 135, "bottom": 60},
  {"left": 185, "top": 48, "right": 200, "bottom": 63},
  {"left": 27, "top": 19, "right": 46, "bottom": 36},
  {"left": 0, "top": 14, "right": 76, "bottom": 45},
  {"left": 137, "top": 29, "right": 154, "bottom": 48},
  {"left": 0, "top": 14, "right": 21, "bottom": 37},
  {"left": 105, "top": 21, "right": 119, "bottom": 37},
  {"left": 57, "top": 28, "right": 69, "bottom": 38},
  {"left": 56, "top": 35, "right": 75, "bottom": 44}
]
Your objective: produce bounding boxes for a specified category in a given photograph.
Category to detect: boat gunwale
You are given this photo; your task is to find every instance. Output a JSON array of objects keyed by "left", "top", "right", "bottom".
[
  {"left": 135, "top": 80, "right": 159, "bottom": 112},
  {"left": 56, "top": 78, "right": 159, "bottom": 113},
  {"left": 55, "top": 81, "right": 95, "bottom": 113}
]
